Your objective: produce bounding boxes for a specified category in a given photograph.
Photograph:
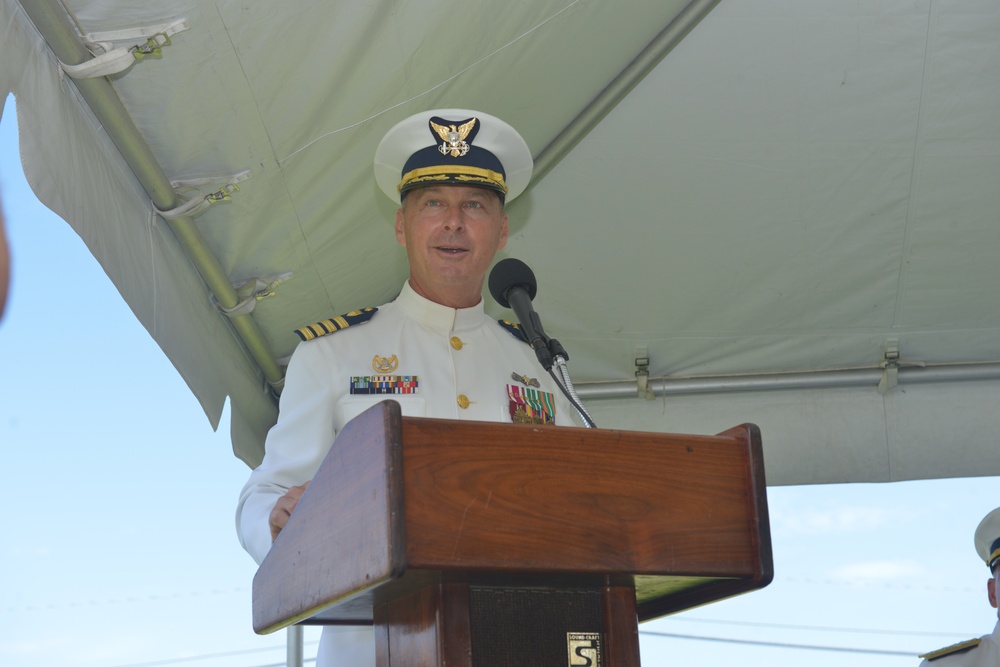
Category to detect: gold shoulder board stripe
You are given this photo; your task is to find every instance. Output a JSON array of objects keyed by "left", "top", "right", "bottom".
[
  {"left": 920, "top": 638, "right": 981, "bottom": 661},
  {"left": 294, "top": 307, "right": 378, "bottom": 342}
]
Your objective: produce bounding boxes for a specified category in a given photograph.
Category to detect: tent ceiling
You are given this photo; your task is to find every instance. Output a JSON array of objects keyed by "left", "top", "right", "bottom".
[{"left": 2, "top": 0, "right": 999, "bottom": 483}]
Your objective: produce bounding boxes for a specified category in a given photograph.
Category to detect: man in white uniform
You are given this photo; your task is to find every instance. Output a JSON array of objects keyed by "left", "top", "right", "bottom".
[
  {"left": 918, "top": 507, "right": 1000, "bottom": 666},
  {"left": 236, "top": 109, "right": 576, "bottom": 666}
]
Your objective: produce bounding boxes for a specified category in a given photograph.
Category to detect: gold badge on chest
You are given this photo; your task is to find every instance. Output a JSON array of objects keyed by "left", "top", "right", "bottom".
[
  {"left": 511, "top": 372, "right": 540, "bottom": 388},
  {"left": 372, "top": 354, "right": 399, "bottom": 373}
]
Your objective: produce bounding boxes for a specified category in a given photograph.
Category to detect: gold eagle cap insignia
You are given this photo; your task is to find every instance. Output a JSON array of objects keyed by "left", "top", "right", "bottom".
[{"left": 431, "top": 118, "right": 477, "bottom": 157}]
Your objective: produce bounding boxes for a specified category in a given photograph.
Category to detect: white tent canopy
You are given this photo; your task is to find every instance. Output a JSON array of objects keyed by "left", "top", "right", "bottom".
[{"left": 2, "top": 0, "right": 999, "bottom": 484}]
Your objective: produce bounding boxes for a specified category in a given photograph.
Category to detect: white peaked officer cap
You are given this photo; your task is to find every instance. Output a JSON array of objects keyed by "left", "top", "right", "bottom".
[
  {"left": 974, "top": 507, "right": 1000, "bottom": 572},
  {"left": 374, "top": 109, "right": 533, "bottom": 204}
]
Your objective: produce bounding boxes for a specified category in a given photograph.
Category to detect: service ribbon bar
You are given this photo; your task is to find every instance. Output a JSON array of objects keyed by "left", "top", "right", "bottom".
[
  {"left": 350, "top": 375, "right": 419, "bottom": 395},
  {"left": 506, "top": 384, "right": 555, "bottom": 424}
]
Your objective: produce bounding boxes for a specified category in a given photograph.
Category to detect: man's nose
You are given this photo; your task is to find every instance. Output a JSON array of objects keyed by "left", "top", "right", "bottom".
[{"left": 442, "top": 206, "right": 464, "bottom": 231}]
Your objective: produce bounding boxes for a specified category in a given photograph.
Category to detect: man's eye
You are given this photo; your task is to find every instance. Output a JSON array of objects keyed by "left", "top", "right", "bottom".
[{"left": 466, "top": 201, "right": 482, "bottom": 209}]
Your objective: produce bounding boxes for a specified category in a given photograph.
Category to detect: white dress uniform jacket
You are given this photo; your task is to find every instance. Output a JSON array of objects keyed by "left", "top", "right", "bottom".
[
  {"left": 236, "top": 280, "right": 576, "bottom": 666},
  {"left": 919, "top": 621, "right": 1000, "bottom": 667}
]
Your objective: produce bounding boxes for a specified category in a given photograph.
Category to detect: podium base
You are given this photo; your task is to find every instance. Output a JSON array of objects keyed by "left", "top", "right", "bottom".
[{"left": 375, "top": 580, "right": 640, "bottom": 667}]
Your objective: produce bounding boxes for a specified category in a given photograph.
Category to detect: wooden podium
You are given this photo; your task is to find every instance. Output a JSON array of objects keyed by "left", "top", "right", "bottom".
[{"left": 253, "top": 400, "right": 772, "bottom": 667}]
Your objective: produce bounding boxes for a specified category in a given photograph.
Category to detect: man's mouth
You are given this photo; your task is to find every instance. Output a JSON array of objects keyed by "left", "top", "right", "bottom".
[{"left": 435, "top": 245, "right": 467, "bottom": 254}]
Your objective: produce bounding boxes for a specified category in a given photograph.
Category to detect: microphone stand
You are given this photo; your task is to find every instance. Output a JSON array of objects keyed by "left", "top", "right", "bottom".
[
  {"left": 489, "top": 258, "right": 596, "bottom": 427},
  {"left": 536, "top": 335, "right": 597, "bottom": 429}
]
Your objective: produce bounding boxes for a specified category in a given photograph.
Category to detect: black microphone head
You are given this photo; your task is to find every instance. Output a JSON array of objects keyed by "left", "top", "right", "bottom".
[{"left": 489, "top": 258, "right": 537, "bottom": 308}]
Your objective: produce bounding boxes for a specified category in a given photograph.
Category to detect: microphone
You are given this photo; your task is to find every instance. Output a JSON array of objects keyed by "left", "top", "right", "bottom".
[
  {"left": 488, "top": 258, "right": 552, "bottom": 368},
  {"left": 488, "top": 257, "right": 595, "bottom": 427},
  {"left": 489, "top": 258, "right": 595, "bottom": 427}
]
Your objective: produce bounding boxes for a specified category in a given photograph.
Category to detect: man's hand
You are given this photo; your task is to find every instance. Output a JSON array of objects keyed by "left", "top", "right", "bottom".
[{"left": 269, "top": 481, "right": 310, "bottom": 542}]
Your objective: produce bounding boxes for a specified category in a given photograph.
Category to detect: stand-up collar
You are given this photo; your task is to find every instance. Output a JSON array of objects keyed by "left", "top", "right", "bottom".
[{"left": 395, "top": 280, "right": 487, "bottom": 333}]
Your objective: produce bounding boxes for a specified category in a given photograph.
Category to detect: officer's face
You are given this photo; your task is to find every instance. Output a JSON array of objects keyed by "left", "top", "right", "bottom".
[{"left": 395, "top": 185, "right": 508, "bottom": 308}]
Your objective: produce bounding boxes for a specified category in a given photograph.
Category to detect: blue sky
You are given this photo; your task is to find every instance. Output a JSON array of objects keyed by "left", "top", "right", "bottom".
[{"left": 1, "top": 92, "right": 998, "bottom": 667}]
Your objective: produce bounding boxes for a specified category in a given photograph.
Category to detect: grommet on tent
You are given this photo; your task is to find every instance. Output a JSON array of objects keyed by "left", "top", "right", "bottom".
[
  {"left": 156, "top": 170, "right": 252, "bottom": 220},
  {"left": 59, "top": 19, "right": 191, "bottom": 79},
  {"left": 213, "top": 273, "right": 293, "bottom": 318}
]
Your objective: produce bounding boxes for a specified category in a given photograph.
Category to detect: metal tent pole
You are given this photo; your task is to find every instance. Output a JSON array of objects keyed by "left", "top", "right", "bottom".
[
  {"left": 530, "top": 0, "right": 722, "bottom": 187},
  {"left": 286, "top": 626, "right": 303, "bottom": 667},
  {"left": 575, "top": 362, "right": 1000, "bottom": 399},
  {"left": 18, "top": 0, "right": 285, "bottom": 392}
]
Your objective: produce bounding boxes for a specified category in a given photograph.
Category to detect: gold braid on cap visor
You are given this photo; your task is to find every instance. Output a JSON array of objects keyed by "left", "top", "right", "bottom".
[
  {"left": 990, "top": 547, "right": 1000, "bottom": 571},
  {"left": 398, "top": 165, "right": 508, "bottom": 193}
]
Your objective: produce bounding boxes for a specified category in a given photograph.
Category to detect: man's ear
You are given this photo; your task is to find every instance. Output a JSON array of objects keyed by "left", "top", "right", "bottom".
[
  {"left": 395, "top": 208, "right": 406, "bottom": 247},
  {"left": 989, "top": 576, "right": 997, "bottom": 609}
]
